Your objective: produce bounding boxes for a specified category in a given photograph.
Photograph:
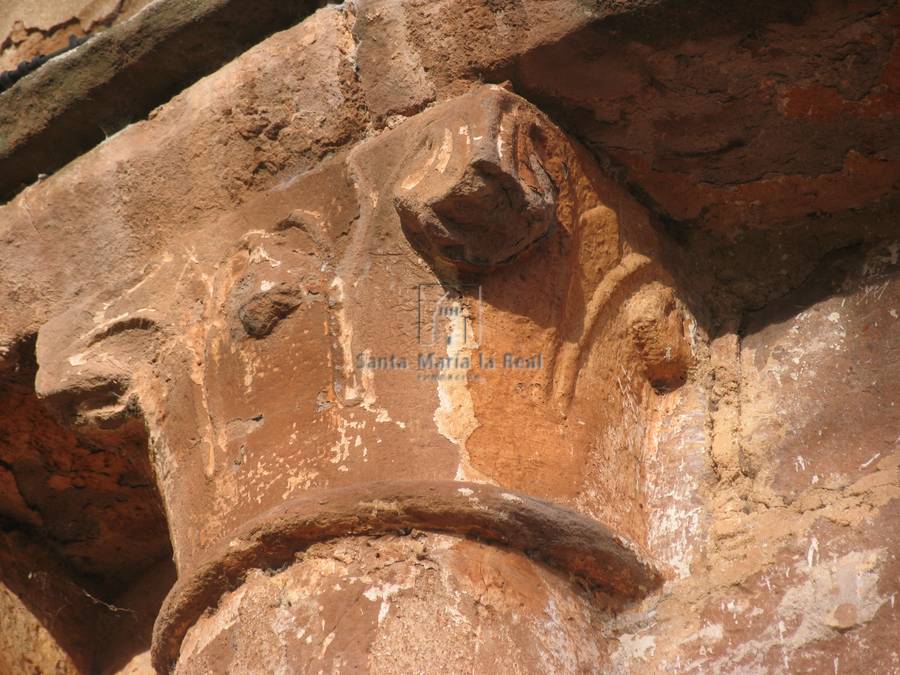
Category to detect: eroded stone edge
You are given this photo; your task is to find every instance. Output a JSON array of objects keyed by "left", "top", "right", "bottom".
[{"left": 150, "top": 479, "right": 663, "bottom": 673}]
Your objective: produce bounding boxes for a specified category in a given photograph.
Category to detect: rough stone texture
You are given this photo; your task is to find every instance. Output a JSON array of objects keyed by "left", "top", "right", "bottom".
[
  {"left": 0, "top": 529, "right": 174, "bottom": 674},
  {"left": 0, "top": 531, "right": 99, "bottom": 674},
  {"left": 0, "top": 0, "right": 324, "bottom": 201},
  {"left": 506, "top": 0, "right": 900, "bottom": 238},
  {"left": 0, "top": 0, "right": 897, "bottom": 673},
  {"left": 392, "top": 87, "right": 559, "bottom": 269},
  {"left": 604, "top": 241, "right": 900, "bottom": 673},
  {"left": 0, "top": 0, "right": 154, "bottom": 72},
  {"left": 0, "top": 0, "right": 667, "bottom": 203},
  {"left": 0, "top": 4, "right": 366, "bottom": 343},
  {"left": 12, "top": 80, "right": 681, "bottom": 582},
  {"left": 175, "top": 533, "right": 612, "bottom": 674},
  {"left": 151, "top": 480, "right": 662, "bottom": 671}
]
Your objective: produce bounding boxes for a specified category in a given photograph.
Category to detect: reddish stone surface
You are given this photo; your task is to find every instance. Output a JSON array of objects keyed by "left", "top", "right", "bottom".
[
  {"left": 508, "top": 0, "right": 900, "bottom": 235},
  {"left": 0, "top": 1, "right": 897, "bottom": 673}
]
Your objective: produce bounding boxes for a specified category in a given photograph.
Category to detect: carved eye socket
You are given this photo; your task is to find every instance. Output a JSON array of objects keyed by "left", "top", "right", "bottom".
[
  {"left": 237, "top": 288, "right": 304, "bottom": 339},
  {"left": 85, "top": 316, "right": 160, "bottom": 347},
  {"left": 34, "top": 309, "right": 164, "bottom": 432},
  {"left": 527, "top": 121, "right": 548, "bottom": 149}
]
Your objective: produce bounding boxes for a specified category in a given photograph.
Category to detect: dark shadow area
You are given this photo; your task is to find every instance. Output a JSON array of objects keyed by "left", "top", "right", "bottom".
[
  {"left": 740, "top": 237, "right": 900, "bottom": 338},
  {"left": 0, "top": 334, "right": 175, "bottom": 673},
  {"left": 680, "top": 197, "right": 900, "bottom": 337},
  {"left": 481, "top": 0, "right": 898, "bottom": 262},
  {"left": 0, "top": 34, "right": 91, "bottom": 94}
]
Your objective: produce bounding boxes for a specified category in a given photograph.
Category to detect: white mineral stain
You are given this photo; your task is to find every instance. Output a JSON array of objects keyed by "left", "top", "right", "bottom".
[
  {"left": 67, "top": 353, "right": 87, "bottom": 366},
  {"left": 435, "top": 128, "right": 454, "bottom": 174},
  {"left": 458, "top": 124, "right": 470, "bottom": 148},
  {"left": 363, "top": 583, "right": 404, "bottom": 625},
  {"left": 615, "top": 633, "right": 656, "bottom": 662},
  {"left": 329, "top": 416, "right": 363, "bottom": 465},
  {"left": 680, "top": 549, "right": 888, "bottom": 673},
  {"left": 859, "top": 452, "right": 881, "bottom": 469},
  {"left": 329, "top": 276, "right": 359, "bottom": 402},
  {"left": 806, "top": 536, "right": 819, "bottom": 569},
  {"left": 319, "top": 631, "right": 335, "bottom": 659},
  {"left": 281, "top": 470, "right": 319, "bottom": 499},
  {"left": 428, "top": 298, "right": 484, "bottom": 481},
  {"left": 249, "top": 245, "right": 281, "bottom": 268},
  {"left": 697, "top": 623, "right": 724, "bottom": 643},
  {"left": 179, "top": 585, "right": 248, "bottom": 659},
  {"left": 357, "top": 347, "right": 406, "bottom": 430}
]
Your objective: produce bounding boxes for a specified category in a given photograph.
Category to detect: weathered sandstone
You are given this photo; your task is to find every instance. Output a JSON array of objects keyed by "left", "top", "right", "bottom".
[{"left": 0, "top": 0, "right": 897, "bottom": 673}]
